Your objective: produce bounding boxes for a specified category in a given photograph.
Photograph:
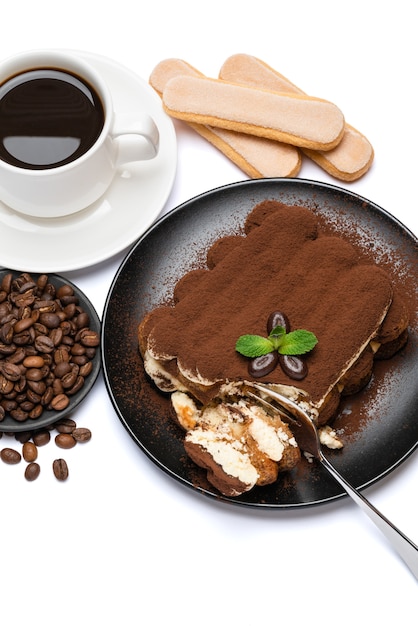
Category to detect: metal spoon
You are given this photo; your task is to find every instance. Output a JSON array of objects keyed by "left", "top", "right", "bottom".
[{"left": 246, "top": 381, "right": 418, "bottom": 581}]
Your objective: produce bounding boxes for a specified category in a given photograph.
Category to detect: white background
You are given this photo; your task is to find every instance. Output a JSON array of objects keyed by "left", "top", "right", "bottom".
[{"left": 1, "top": 1, "right": 417, "bottom": 623}]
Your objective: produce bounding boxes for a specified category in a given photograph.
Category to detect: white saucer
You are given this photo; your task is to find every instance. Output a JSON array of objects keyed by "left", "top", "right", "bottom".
[{"left": 0, "top": 51, "right": 177, "bottom": 273}]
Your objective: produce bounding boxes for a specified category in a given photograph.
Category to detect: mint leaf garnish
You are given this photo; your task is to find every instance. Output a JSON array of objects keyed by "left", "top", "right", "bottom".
[
  {"left": 235, "top": 334, "right": 274, "bottom": 357},
  {"left": 236, "top": 326, "right": 317, "bottom": 358},
  {"left": 267, "top": 325, "right": 286, "bottom": 350},
  {"left": 278, "top": 329, "right": 318, "bottom": 355}
]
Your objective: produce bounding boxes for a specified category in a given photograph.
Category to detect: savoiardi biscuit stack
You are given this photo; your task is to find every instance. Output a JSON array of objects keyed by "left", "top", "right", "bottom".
[
  {"left": 149, "top": 54, "right": 374, "bottom": 182},
  {"left": 138, "top": 200, "right": 408, "bottom": 497}
]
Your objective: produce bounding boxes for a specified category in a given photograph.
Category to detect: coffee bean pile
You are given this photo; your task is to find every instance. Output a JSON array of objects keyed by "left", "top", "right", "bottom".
[
  {"left": 0, "top": 271, "right": 99, "bottom": 423},
  {"left": 0, "top": 417, "right": 92, "bottom": 481}
]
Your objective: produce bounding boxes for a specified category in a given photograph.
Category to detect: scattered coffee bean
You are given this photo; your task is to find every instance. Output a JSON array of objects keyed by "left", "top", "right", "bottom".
[
  {"left": 32, "top": 429, "right": 51, "bottom": 446},
  {"left": 55, "top": 418, "right": 76, "bottom": 434},
  {"left": 53, "top": 458, "right": 69, "bottom": 481},
  {"left": 55, "top": 433, "right": 76, "bottom": 449},
  {"left": 22, "top": 441, "right": 38, "bottom": 462},
  {"left": 25, "top": 462, "right": 40, "bottom": 481},
  {"left": 15, "top": 430, "right": 33, "bottom": 444},
  {"left": 72, "top": 427, "right": 91, "bottom": 443},
  {"left": 1, "top": 417, "right": 92, "bottom": 481},
  {"left": 1, "top": 447, "right": 21, "bottom": 464}
]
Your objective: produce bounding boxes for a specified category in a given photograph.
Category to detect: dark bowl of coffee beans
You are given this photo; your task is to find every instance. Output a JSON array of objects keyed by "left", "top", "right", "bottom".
[{"left": 0, "top": 270, "right": 101, "bottom": 432}]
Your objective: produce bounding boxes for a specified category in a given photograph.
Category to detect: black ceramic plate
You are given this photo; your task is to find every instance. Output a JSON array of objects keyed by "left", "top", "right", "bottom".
[
  {"left": 0, "top": 270, "right": 101, "bottom": 433},
  {"left": 102, "top": 179, "right": 418, "bottom": 508}
]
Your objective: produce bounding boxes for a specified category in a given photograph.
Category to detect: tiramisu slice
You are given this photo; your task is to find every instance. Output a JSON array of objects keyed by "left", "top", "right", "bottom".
[{"left": 138, "top": 200, "right": 408, "bottom": 496}]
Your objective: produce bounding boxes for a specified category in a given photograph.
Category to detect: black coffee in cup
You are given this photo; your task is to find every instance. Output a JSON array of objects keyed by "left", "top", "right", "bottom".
[{"left": 0, "top": 68, "right": 104, "bottom": 169}]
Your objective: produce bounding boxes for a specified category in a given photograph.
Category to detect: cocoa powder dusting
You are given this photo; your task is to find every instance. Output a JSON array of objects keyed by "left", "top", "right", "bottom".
[{"left": 146, "top": 201, "right": 393, "bottom": 406}]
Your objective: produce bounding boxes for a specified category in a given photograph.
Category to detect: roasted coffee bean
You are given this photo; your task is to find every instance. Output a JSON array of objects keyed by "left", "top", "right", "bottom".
[
  {"left": 75, "top": 312, "right": 90, "bottom": 329},
  {"left": 13, "top": 317, "right": 34, "bottom": 333},
  {"left": 71, "top": 355, "right": 88, "bottom": 366},
  {"left": 56, "top": 285, "right": 74, "bottom": 299},
  {"left": 63, "top": 303, "right": 77, "bottom": 319},
  {"left": 22, "top": 441, "right": 38, "bottom": 462},
  {"left": 55, "top": 433, "right": 76, "bottom": 449},
  {"left": 29, "top": 405, "right": 43, "bottom": 419},
  {"left": 21, "top": 441, "right": 37, "bottom": 462},
  {"left": 72, "top": 427, "right": 91, "bottom": 443},
  {"left": 1, "top": 447, "right": 21, "bottom": 464},
  {"left": 50, "top": 393, "right": 70, "bottom": 411},
  {"left": 22, "top": 355, "right": 45, "bottom": 368},
  {"left": 0, "top": 362, "right": 21, "bottom": 381},
  {"left": 267, "top": 310, "right": 290, "bottom": 334},
  {"left": 53, "top": 346, "right": 70, "bottom": 364},
  {"left": 32, "top": 429, "right": 51, "bottom": 446},
  {"left": 78, "top": 328, "right": 100, "bottom": 347},
  {"left": 10, "top": 408, "right": 29, "bottom": 421},
  {"left": 60, "top": 295, "right": 78, "bottom": 307},
  {"left": 53, "top": 458, "right": 69, "bottom": 481},
  {"left": 6, "top": 347, "right": 25, "bottom": 364},
  {"left": 15, "top": 430, "right": 33, "bottom": 443},
  {"left": 278, "top": 354, "right": 308, "bottom": 380},
  {"left": 1, "top": 273, "right": 12, "bottom": 292},
  {"left": 61, "top": 365, "right": 79, "bottom": 389},
  {"left": 25, "top": 462, "right": 41, "bottom": 481},
  {"left": 49, "top": 327, "right": 63, "bottom": 346},
  {"left": 36, "top": 274, "right": 49, "bottom": 292},
  {"left": 0, "top": 321, "right": 14, "bottom": 344},
  {"left": 33, "top": 322, "right": 48, "bottom": 336},
  {"left": 20, "top": 401, "right": 35, "bottom": 412},
  {"left": 2, "top": 399, "right": 17, "bottom": 412},
  {"left": 14, "top": 378, "right": 27, "bottom": 393},
  {"left": 248, "top": 351, "right": 279, "bottom": 378},
  {"left": 66, "top": 376, "right": 84, "bottom": 395},
  {"left": 0, "top": 375, "right": 14, "bottom": 394},
  {"left": 26, "top": 388, "right": 42, "bottom": 404},
  {"left": 39, "top": 312, "right": 61, "bottom": 329},
  {"left": 55, "top": 418, "right": 76, "bottom": 434},
  {"left": 70, "top": 343, "right": 85, "bottom": 357},
  {"left": 52, "top": 379, "right": 64, "bottom": 396},
  {"left": 41, "top": 386, "right": 54, "bottom": 406},
  {"left": 79, "top": 362, "right": 93, "bottom": 377},
  {"left": 26, "top": 368, "right": 44, "bottom": 382},
  {"left": 27, "top": 380, "right": 46, "bottom": 395},
  {"left": 34, "top": 335, "right": 54, "bottom": 353},
  {"left": 33, "top": 300, "right": 55, "bottom": 313}
]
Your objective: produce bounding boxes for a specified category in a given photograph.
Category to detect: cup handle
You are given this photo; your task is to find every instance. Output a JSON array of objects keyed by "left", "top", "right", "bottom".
[{"left": 112, "top": 114, "right": 159, "bottom": 164}]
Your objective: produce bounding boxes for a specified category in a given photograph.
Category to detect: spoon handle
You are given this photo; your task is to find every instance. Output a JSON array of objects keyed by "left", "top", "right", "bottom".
[{"left": 321, "top": 454, "right": 418, "bottom": 581}]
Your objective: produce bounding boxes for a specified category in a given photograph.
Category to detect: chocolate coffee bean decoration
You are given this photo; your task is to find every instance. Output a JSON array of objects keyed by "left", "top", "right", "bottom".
[
  {"left": 248, "top": 351, "right": 279, "bottom": 378},
  {"left": 267, "top": 310, "right": 290, "bottom": 334},
  {"left": 278, "top": 354, "right": 308, "bottom": 380}
]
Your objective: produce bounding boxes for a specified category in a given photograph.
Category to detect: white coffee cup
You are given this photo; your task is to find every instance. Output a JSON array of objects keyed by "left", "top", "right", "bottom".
[{"left": 0, "top": 50, "right": 159, "bottom": 218}]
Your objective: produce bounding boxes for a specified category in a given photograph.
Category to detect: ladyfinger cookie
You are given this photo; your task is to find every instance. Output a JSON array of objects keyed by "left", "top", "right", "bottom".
[
  {"left": 162, "top": 75, "right": 345, "bottom": 151},
  {"left": 219, "top": 54, "right": 374, "bottom": 181},
  {"left": 149, "top": 59, "right": 301, "bottom": 178}
]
